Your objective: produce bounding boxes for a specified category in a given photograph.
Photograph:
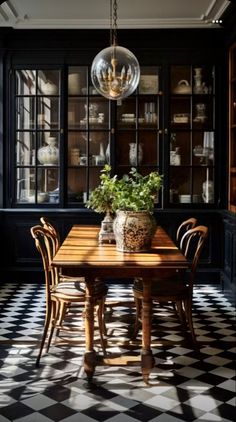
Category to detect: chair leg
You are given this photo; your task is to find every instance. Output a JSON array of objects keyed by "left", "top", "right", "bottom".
[
  {"left": 175, "top": 300, "right": 186, "bottom": 324},
  {"left": 132, "top": 296, "right": 142, "bottom": 339},
  {"left": 46, "top": 300, "right": 58, "bottom": 352},
  {"left": 183, "top": 297, "right": 197, "bottom": 345},
  {"left": 55, "top": 302, "right": 70, "bottom": 337},
  {"left": 97, "top": 299, "right": 107, "bottom": 356},
  {"left": 36, "top": 302, "right": 52, "bottom": 367}
]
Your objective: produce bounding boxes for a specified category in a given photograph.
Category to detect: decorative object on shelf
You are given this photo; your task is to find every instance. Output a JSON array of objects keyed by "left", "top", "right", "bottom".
[
  {"left": 203, "top": 131, "right": 214, "bottom": 161},
  {"left": 129, "top": 143, "right": 143, "bottom": 165},
  {"left": 139, "top": 75, "right": 159, "bottom": 94},
  {"left": 170, "top": 147, "right": 181, "bottom": 166},
  {"left": 37, "top": 192, "right": 49, "bottom": 203},
  {"left": 121, "top": 113, "right": 135, "bottom": 123},
  {"left": 40, "top": 79, "right": 58, "bottom": 95},
  {"left": 179, "top": 194, "right": 191, "bottom": 204},
  {"left": 144, "top": 102, "right": 157, "bottom": 123},
  {"left": 48, "top": 187, "right": 59, "bottom": 203},
  {"left": 37, "top": 137, "right": 59, "bottom": 165},
  {"left": 79, "top": 155, "right": 88, "bottom": 166},
  {"left": 91, "top": 0, "right": 140, "bottom": 100},
  {"left": 68, "top": 73, "right": 80, "bottom": 95},
  {"left": 82, "top": 103, "right": 99, "bottom": 124},
  {"left": 69, "top": 148, "right": 80, "bottom": 165},
  {"left": 105, "top": 143, "right": 110, "bottom": 164},
  {"left": 194, "top": 103, "right": 207, "bottom": 122},
  {"left": 202, "top": 179, "right": 214, "bottom": 203},
  {"left": 173, "top": 113, "right": 189, "bottom": 123},
  {"left": 173, "top": 79, "right": 192, "bottom": 94},
  {"left": 193, "top": 67, "right": 208, "bottom": 94},
  {"left": 99, "top": 142, "right": 106, "bottom": 163}
]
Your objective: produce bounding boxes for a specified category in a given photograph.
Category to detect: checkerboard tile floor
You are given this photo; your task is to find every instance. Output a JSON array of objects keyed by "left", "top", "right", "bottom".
[{"left": 0, "top": 282, "right": 235, "bottom": 422}]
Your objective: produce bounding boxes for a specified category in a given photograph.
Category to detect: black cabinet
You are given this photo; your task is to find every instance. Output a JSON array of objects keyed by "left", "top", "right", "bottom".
[
  {"left": 0, "top": 28, "right": 228, "bottom": 283},
  {"left": 223, "top": 213, "right": 236, "bottom": 291}
]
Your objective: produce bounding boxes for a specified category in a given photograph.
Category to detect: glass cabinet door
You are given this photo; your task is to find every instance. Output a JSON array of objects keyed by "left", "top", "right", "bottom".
[
  {"left": 11, "top": 62, "right": 217, "bottom": 209},
  {"left": 15, "top": 69, "right": 61, "bottom": 205},
  {"left": 169, "top": 65, "right": 215, "bottom": 205},
  {"left": 116, "top": 66, "right": 162, "bottom": 179},
  {"left": 67, "top": 66, "right": 111, "bottom": 205}
]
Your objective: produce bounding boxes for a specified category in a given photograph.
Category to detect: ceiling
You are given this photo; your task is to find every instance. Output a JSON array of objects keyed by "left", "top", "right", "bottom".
[{"left": 0, "top": 0, "right": 231, "bottom": 29}]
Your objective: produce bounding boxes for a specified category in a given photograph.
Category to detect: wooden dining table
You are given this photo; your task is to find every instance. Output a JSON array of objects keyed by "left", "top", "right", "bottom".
[{"left": 51, "top": 224, "right": 189, "bottom": 383}]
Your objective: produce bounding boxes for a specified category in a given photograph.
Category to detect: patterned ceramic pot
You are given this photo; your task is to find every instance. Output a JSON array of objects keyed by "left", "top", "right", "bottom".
[
  {"left": 113, "top": 210, "right": 156, "bottom": 252},
  {"left": 37, "top": 137, "right": 59, "bottom": 165}
]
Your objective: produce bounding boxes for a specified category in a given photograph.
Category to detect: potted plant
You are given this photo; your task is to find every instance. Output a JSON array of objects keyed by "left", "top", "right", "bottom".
[{"left": 86, "top": 165, "right": 163, "bottom": 251}]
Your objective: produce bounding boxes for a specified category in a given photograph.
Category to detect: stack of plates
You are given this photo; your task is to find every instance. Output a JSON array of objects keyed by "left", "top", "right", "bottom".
[
  {"left": 121, "top": 113, "right": 135, "bottom": 122},
  {"left": 179, "top": 194, "right": 191, "bottom": 203}
]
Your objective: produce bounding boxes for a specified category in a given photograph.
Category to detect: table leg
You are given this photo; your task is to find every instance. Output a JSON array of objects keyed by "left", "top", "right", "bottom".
[
  {"left": 84, "top": 278, "right": 96, "bottom": 382},
  {"left": 141, "top": 279, "right": 154, "bottom": 384}
]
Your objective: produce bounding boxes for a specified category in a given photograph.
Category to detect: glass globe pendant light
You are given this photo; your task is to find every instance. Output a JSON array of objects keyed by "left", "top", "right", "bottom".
[{"left": 91, "top": 0, "right": 140, "bottom": 100}]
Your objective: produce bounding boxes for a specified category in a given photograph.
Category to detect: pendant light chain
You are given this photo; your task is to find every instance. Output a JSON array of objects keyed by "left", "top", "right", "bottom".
[
  {"left": 91, "top": 0, "right": 140, "bottom": 100},
  {"left": 110, "top": 0, "right": 118, "bottom": 46},
  {"left": 113, "top": 0, "right": 118, "bottom": 46}
]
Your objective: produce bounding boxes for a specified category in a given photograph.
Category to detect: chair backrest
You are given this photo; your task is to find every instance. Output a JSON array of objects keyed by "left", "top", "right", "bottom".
[
  {"left": 180, "top": 225, "right": 208, "bottom": 278},
  {"left": 31, "top": 225, "right": 59, "bottom": 294},
  {"left": 176, "top": 217, "right": 197, "bottom": 249},
  {"left": 40, "top": 217, "right": 60, "bottom": 253}
]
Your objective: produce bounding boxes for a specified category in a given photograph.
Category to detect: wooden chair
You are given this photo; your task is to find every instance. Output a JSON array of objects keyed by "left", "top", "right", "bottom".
[
  {"left": 31, "top": 224, "right": 108, "bottom": 366},
  {"left": 176, "top": 217, "right": 197, "bottom": 249},
  {"left": 132, "top": 225, "right": 208, "bottom": 344},
  {"left": 40, "top": 216, "right": 60, "bottom": 252}
]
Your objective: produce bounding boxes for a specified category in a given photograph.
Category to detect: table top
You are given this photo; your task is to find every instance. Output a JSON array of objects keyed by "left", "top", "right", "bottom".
[{"left": 52, "top": 225, "right": 188, "bottom": 277}]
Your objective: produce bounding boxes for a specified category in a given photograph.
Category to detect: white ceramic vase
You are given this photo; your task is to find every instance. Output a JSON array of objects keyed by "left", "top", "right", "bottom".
[{"left": 37, "top": 137, "right": 59, "bottom": 165}]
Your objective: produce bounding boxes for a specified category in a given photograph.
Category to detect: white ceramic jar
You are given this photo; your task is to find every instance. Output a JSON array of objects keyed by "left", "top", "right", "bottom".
[{"left": 37, "top": 137, "right": 59, "bottom": 165}]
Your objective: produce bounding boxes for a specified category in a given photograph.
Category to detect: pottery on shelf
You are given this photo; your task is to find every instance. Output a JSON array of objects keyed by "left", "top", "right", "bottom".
[
  {"left": 37, "top": 137, "right": 59, "bottom": 165},
  {"left": 68, "top": 73, "right": 80, "bottom": 95},
  {"left": 129, "top": 143, "right": 143, "bottom": 165},
  {"left": 40, "top": 80, "right": 58, "bottom": 95}
]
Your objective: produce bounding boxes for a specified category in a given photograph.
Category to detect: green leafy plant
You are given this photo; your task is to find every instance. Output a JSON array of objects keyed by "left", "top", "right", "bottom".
[
  {"left": 86, "top": 164, "right": 163, "bottom": 214},
  {"left": 85, "top": 164, "right": 117, "bottom": 214}
]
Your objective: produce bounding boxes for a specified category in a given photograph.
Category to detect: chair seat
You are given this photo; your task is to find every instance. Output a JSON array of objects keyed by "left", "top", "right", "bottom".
[
  {"left": 59, "top": 275, "right": 85, "bottom": 283},
  {"left": 52, "top": 280, "right": 108, "bottom": 299}
]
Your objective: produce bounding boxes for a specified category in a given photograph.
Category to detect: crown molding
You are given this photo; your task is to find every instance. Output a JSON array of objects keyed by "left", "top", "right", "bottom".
[{"left": 0, "top": 0, "right": 230, "bottom": 29}]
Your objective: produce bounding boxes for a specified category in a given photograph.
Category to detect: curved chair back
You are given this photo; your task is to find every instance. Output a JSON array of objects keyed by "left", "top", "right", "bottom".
[
  {"left": 180, "top": 225, "right": 208, "bottom": 276},
  {"left": 176, "top": 217, "right": 197, "bottom": 249},
  {"left": 40, "top": 217, "right": 60, "bottom": 253},
  {"left": 31, "top": 225, "right": 59, "bottom": 293}
]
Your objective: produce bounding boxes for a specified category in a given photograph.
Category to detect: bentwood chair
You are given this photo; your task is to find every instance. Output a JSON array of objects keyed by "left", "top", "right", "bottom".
[
  {"left": 133, "top": 225, "right": 208, "bottom": 344},
  {"left": 40, "top": 216, "right": 60, "bottom": 251},
  {"left": 31, "top": 225, "right": 108, "bottom": 366},
  {"left": 176, "top": 217, "right": 197, "bottom": 249}
]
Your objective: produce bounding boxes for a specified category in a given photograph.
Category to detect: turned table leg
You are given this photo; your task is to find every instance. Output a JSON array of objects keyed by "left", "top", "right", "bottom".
[
  {"left": 141, "top": 279, "right": 154, "bottom": 384},
  {"left": 84, "top": 278, "right": 96, "bottom": 382}
]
